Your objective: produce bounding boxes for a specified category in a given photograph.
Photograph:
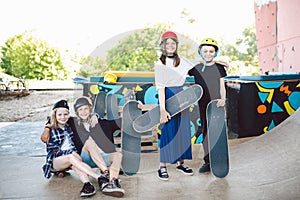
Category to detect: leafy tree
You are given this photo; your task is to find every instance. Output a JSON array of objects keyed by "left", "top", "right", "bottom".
[
  {"left": 219, "top": 25, "right": 259, "bottom": 75},
  {"left": 0, "top": 31, "right": 67, "bottom": 80},
  {"left": 106, "top": 25, "right": 164, "bottom": 71},
  {"left": 76, "top": 56, "right": 107, "bottom": 78},
  {"left": 105, "top": 24, "right": 198, "bottom": 72}
]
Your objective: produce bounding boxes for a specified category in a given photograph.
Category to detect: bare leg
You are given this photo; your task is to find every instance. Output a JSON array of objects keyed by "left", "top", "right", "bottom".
[
  {"left": 160, "top": 162, "right": 166, "bottom": 167},
  {"left": 108, "top": 151, "right": 122, "bottom": 181},
  {"left": 83, "top": 137, "right": 109, "bottom": 173},
  {"left": 53, "top": 152, "right": 100, "bottom": 180},
  {"left": 72, "top": 165, "right": 90, "bottom": 183}
]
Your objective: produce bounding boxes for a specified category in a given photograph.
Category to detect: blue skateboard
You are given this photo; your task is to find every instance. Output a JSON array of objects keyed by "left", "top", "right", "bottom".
[
  {"left": 133, "top": 84, "right": 203, "bottom": 133},
  {"left": 121, "top": 100, "right": 143, "bottom": 175},
  {"left": 93, "top": 91, "right": 106, "bottom": 118},
  {"left": 207, "top": 99, "right": 229, "bottom": 178}
]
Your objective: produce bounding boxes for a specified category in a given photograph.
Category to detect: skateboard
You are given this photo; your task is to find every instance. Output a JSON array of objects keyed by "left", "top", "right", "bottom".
[
  {"left": 207, "top": 99, "right": 229, "bottom": 178},
  {"left": 133, "top": 84, "right": 203, "bottom": 133},
  {"left": 121, "top": 100, "right": 143, "bottom": 176},
  {"left": 106, "top": 93, "right": 119, "bottom": 120},
  {"left": 93, "top": 91, "right": 106, "bottom": 118}
]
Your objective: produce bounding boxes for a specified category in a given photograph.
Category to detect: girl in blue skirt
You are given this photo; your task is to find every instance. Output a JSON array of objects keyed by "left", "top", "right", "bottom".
[{"left": 155, "top": 31, "right": 194, "bottom": 181}]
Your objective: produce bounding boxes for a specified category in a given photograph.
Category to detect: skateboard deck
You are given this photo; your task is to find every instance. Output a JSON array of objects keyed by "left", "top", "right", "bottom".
[
  {"left": 93, "top": 91, "right": 106, "bottom": 118},
  {"left": 106, "top": 93, "right": 119, "bottom": 120},
  {"left": 121, "top": 100, "right": 143, "bottom": 175},
  {"left": 133, "top": 84, "right": 203, "bottom": 133},
  {"left": 207, "top": 99, "right": 229, "bottom": 178}
]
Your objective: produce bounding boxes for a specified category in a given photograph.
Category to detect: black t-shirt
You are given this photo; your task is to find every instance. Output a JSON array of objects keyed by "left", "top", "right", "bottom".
[
  {"left": 188, "top": 63, "right": 227, "bottom": 102},
  {"left": 68, "top": 117, "right": 121, "bottom": 154}
]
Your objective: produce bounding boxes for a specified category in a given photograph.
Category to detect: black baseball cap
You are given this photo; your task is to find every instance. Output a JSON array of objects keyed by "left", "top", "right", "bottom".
[{"left": 52, "top": 100, "right": 69, "bottom": 110}]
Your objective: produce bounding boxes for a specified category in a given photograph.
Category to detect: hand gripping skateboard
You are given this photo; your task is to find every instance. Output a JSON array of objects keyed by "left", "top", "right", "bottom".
[
  {"left": 133, "top": 84, "right": 203, "bottom": 133},
  {"left": 93, "top": 91, "right": 106, "bottom": 118},
  {"left": 207, "top": 99, "right": 229, "bottom": 178},
  {"left": 121, "top": 100, "right": 143, "bottom": 175}
]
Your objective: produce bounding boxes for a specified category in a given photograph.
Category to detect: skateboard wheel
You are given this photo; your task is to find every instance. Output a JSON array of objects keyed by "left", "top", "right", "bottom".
[{"left": 57, "top": 172, "right": 65, "bottom": 178}]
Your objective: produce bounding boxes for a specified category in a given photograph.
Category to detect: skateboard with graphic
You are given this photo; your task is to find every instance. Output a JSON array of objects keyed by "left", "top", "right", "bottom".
[
  {"left": 207, "top": 99, "right": 229, "bottom": 178},
  {"left": 121, "top": 100, "right": 143, "bottom": 176},
  {"left": 133, "top": 84, "right": 203, "bottom": 133},
  {"left": 93, "top": 91, "right": 106, "bottom": 118}
]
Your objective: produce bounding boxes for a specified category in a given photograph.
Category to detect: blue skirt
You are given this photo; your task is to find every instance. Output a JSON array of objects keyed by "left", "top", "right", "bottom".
[{"left": 159, "top": 86, "right": 192, "bottom": 164}]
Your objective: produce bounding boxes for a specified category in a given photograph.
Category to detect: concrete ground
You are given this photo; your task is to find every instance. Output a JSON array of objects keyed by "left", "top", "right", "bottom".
[{"left": 0, "top": 109, "right": 300, "bottom": 200}]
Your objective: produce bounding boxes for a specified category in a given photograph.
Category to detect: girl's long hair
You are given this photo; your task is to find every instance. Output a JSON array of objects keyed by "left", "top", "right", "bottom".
[
  {"left": 50, "top": 109, "right": 59, "bottom": 130},
  {"left": 159, "top": 53, "right": 180, "bottom": 67}
]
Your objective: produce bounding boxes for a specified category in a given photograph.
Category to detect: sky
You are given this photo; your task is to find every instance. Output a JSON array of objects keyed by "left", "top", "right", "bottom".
[{"left": 0, "top": 0, "right": 255, "bottom": 57}]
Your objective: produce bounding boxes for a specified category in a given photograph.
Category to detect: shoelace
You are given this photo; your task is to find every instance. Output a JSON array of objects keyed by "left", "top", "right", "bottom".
[
  {"left": 181, "top": 164, "right": 190, "bottom": 170},
  {"left": 160, "top": 167, "right": 168, "bottom": 175}
]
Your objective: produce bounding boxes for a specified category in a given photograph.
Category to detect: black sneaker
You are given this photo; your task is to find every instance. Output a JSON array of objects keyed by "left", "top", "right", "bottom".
[
  {"left": 98, "top": 175, "right": 109, "bottom": 192},
  {"left": 158, "top": 167, "right": 169, "bottom": 181},
  {"left": 176, "top": 164, "right": 194, "bottom": 175},
  {"left": 103, "top": 170, "right": 110, "bottom": 180},
  {"left": 199, "top": 162, "right": 211, "bottom": 173},
  {"left": 80, "top": 182, "right": 96, "bottom": 197},
  {"left": 102, "top": 178, "right": 125, "bottom": 198}
]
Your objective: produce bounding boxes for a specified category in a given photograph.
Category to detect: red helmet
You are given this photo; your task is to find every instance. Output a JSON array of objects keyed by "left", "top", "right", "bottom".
[{"left": 161, "top": 31, "right": 178, "bottom": 43}]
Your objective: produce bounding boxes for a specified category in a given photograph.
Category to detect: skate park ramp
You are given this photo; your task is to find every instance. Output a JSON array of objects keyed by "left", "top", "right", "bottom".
[
  {"left": 0, "top": 109, "right": 299, "bottom": 199},
  {"left": 225, "top": 108, "right": 300, "bottom": 199}
]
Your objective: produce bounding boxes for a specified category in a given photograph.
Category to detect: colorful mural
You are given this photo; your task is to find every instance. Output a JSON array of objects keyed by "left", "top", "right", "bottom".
[
  {"left": 226, "top": 75, "right": 300, "bottom": 138},
  {"left": 83, "top": 73, "right": 300, "bottom": 142},
  {"left": 255, "top": 81, "right": 300, "bottom": 132}
]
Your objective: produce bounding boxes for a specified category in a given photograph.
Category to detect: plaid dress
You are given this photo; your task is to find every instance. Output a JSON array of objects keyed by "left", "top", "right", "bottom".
[{"left": 42, "top": 123, "right": 77, "bottom": 179}]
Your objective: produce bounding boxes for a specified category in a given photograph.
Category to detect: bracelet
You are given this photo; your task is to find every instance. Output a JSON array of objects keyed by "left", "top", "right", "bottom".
[{"left": 45, "top": 126, "right": 51, "bottom": 130}]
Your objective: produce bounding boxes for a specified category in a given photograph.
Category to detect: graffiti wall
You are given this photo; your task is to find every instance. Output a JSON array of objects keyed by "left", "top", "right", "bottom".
[
  {"left": 226, "top": 75, "right": 300, "bottom": 138},
  {"left": 83, "top": 73, "right": 300, "bottom": 142}
]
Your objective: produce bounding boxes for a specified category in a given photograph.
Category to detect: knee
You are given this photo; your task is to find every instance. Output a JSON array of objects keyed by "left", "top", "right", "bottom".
[
  {"left": 84, "top": 138, "right": 92, "bottom": 146},
  {"left": 85, "top": 138, "right": 97, "bottom": 148},
  {"left": 115, "top": 152, "right": 122, "bottom": 160},
  {"left": 69, "top": 152, "right": 81, "bottom": 162}
]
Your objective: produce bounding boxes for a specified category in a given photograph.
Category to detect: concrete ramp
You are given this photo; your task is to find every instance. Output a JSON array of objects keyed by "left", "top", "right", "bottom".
[{"left": 227, "top": 108, "right": 300, "bottom": 199}]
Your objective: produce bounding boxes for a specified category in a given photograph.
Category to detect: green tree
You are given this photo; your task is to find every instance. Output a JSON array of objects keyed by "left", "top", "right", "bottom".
[
  {"left": 106, "top": 24, "right": 198, "bottom": 72},
  {"left": 77, "top": 56, "right": 106, "bottom": 78},
  {"left": 0, "top": 31, "right": 67, "bottom": 80},
  {"left": 219, "top": 25, "right": 259, "bottom": 75}
]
